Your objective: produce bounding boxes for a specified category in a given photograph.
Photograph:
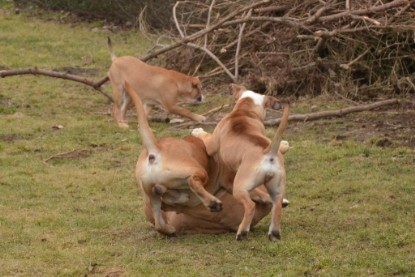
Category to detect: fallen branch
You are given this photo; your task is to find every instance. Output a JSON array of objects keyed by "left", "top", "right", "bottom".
[
  {"left": 43, "top": 149, "right": 92, "bottom": 163},
  {"left": 202, "top": 104, "right": 230, "bottom": 117},
  {"left": 316, "top": 0, "right": 409, "bottom": 23},
  {"left": 172, "top": 99, "right": 400, "bottom": 129},
  {"left": 0, "top": 68, "right": 113, "bottom": 102},
  {"left": 265, "top": 99, "right": 399, "bottom": 125}
]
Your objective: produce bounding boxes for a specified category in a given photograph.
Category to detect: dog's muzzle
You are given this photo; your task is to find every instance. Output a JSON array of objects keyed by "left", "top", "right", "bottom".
[{"left": 196, "top": 95, "right": 204, "bottom": 103}]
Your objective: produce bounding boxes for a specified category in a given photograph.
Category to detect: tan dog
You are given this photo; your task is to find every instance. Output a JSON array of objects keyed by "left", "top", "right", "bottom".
[
  {"left": 124, "top": 81, "right": 222, "bottom": 236},
  {"left": 141, "top": 128, "right": 290, "bottom": 235},
  {"left": 107, "top": 38, "right": 206, "bottom": 128},
  {"left": 202, "top": 84, "right": 290, "bottom": 241}
]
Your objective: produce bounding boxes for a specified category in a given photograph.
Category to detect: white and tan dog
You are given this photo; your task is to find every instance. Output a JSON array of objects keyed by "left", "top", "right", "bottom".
[
  {"left": 201, "top": 84, "right": 290, "bottom": 241},
  {"left": 107, "top": 38, "right": 206, "bottom": 128},
  {"left": 150, "top": 128, "right": 289, "bottom": 235},
  {"left": 124, "top": 81, "right": 222, "bottom": 236}
]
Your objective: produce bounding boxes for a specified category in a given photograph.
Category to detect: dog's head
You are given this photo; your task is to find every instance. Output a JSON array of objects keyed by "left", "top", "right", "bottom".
[
  {"left": 179, "top": 76, "right": 204, "bottom": 104},
  {"left": 231, "top": 83, "right": 283, "bottom": 111}
]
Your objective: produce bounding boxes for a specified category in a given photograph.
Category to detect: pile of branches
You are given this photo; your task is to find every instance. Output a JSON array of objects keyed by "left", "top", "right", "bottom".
[{"left": 157, "top": 0, "right": 415, "bottom": 99}]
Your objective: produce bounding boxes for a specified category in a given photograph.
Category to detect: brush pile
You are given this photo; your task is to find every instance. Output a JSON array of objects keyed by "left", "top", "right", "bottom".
[{"left": 160, "top": 0, "right": 415, "bottom": 99}]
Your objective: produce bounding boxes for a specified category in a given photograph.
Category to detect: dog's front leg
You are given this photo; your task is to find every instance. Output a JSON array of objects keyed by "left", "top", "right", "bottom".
[
  {"left": 187, "top": 172, "right": 223, "bottom": 212},
  {"left": 166, "top": 105, "right": 206, "bottom": 122},
  {"left": 149, "top": 194, "right": 176, "bottom": 236}
]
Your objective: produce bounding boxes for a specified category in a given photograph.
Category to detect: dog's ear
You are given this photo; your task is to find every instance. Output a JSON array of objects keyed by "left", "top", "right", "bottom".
[
  {"left": 192, "top": 76, "right": 201, "bottom": 88},
  {"left": 264, "top": 96, "right": 282, "bottom": 110},
  {"left": 230, "top": 83, "right": 247, "bottom": 99}
]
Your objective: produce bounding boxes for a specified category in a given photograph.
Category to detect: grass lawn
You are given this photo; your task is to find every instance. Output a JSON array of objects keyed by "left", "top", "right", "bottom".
[{"left": 1, "top": 5, "right": 414, "bottom": 277}]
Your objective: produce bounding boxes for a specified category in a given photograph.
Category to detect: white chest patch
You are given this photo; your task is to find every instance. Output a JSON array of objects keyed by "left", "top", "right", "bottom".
[{"left": 240, "top": 90, "right": 264, "bottom": 106}]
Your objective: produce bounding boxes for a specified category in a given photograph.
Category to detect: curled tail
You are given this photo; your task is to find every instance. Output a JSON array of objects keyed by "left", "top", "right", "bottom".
[
  {"left": 107, "top": 37, "right": 117, "bottom": 61},
  {"left": 263, "top": 104, "right": 290, "bottom": 155},
  {"left": 124, "top": 82, "right": 159, "bottom": 153}
]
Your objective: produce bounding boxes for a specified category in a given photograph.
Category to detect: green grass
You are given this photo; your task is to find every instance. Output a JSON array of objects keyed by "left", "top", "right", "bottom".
[{"left": 1, "top": 7, "right": 415, "bottom": 277}]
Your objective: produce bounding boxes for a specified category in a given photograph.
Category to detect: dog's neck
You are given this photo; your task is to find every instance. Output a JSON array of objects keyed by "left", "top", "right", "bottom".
[
  {"left": 239, "top": 90, "right": 265, "bottom": 105},
  {"left": 233, "top": 97, "right": 266, "bottom": 121}
]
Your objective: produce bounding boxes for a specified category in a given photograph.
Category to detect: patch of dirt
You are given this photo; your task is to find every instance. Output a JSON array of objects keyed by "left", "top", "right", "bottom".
[
  {"left": 0, "top": 133, "right": 32, "bottom": 142},
  {"left": 347, "top": 101, "right": 415, "bottom": 148},
  {"left": 280, "top": 99, "right": 415, "bottom": 148}
]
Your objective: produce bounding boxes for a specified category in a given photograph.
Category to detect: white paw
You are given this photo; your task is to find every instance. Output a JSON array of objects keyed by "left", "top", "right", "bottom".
[
  {"left": 279, "top": 140, "right": 290, "bottom": 154},
  {"left": 282, "top": 198, "right": 290, "bottom": 207},
  {"left": 169, "top": 118, "right": 185, "bottom": 124},
  {"left": 191, "top": 127, "right": 206, "bottom": 137}
]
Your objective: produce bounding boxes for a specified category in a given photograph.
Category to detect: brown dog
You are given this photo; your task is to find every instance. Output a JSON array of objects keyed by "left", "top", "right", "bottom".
[
  {"left": 124, "top": 81, "right": 222, "bottom": 235},
  {"left": 142, "top": 128, "right": 290, "bottom": 235},
  {"left": 202, "top": 84, "right": 290, "bottom": 241},
  {"left": 107, "top": 38, "right": 206, "bottom": 128}
]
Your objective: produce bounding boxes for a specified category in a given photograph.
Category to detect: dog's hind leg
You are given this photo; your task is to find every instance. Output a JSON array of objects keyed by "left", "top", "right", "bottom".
[
  {"left": 149, "top": 194, "right": 176, "bottom": 236},
  {"left": 187, "top": 171, "right": 223, "bottom": 212},
  {"left": 265, "top": 176, "right": 286, "bottom": 241},
  {"left": 120, "top": 89, "right": 131, "bottom": 126},
  {"left": 110, "top": 82, "right": 129, "bottom": 128},
  {"left": 232, "top": 168, "right": 258, "bottom": 240}
]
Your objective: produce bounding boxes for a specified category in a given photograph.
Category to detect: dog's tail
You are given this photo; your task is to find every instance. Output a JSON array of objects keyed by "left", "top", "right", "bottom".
[
  {"left": 263, "top": 104, "right": 290, "bottom": 155},
  {"left": 107, "top": 37, "right": 117, "bottom": 61},
  {"left": 124, "top": 81, "right": 159, "bottom": 153}
]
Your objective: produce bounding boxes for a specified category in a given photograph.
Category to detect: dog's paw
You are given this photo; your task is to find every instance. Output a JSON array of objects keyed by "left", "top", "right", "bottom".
[
  {"left": 236, "top": 230, "right": 249, "bottom": 241},
  {"left": 169, "top": 118, "right": 185, "bottom": 124},
  {"left": 117, "top": 122, "right": 130, "bottom": 128},
  {"left": 208, "top": 199, "right": 223, "bottom": 212},
  {"left": 194, "top": 115, "right": 206, "bottom": 123},
  {"left": 279, "top": 140, "right": 290, "bottom": 154},
  {"left": 152, "top": 184, "right": 167, "bottom": 196},
  {"left": 251, "top": 194, "right": 272, "bottom": 205},
  {"left": 268, "top": 230, "right": 281, "bottom": 241},
  {"left": 282, "top": 198, "right": 290, "bottom": 208},
  {"left": 191, "top": 127, "right": 207, "bottom": 137},
  {"left": 157, "top": 224, "right": 176, "bottom": 236}
]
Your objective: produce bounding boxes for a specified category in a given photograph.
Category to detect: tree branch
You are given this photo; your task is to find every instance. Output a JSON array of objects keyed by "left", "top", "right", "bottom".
[
  {"left": 265, "top": 99, "right": 399, "bottom": 125},
  {"left": 316, "top": 0, "right": 409, "bottom": 23},
  {"left": 140, "top": 0, "right": 271, "bottom": 61},
  {"left": 0, "top": 68, "right": 113, "bottom": 102}
]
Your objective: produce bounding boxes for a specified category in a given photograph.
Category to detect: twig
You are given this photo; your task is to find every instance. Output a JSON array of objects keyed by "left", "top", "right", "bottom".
[
  {"left": 173, "top": 2, "right": 185, "bottom": 38},
  {"left": 234, "top": 9, "right": 252, "bottom": 80},
  {"left": 202, "top": 104, "right": 230, "bottom": 117},
  {"left": 306, "top": 0, "right": 335, "bottom": 24},
  {"left": 0, "top": 68, "right": 113, "bottom": 102},
  {"left": 316, "top": 0, "right": 409, "bottom": 23},
  {"left": 205, "top": 0, "right": 215, "bottom": 48},
  {"left": 388, "top": 2, "right": 411, "bottom": 23},
  {"left": 43, "top": 149, "right": 91, "bottom": 163},
  {"left": 222, "top": 16, "right": 311, "bottom": 32},
  {"left": 185, "top": 42, "right": 236, "bottom": 81},
  {"left": 222, "top": 22, "right": 271, "bottom": 51},
  {"left": 340, "top": 48, "right": 370, "bottom": 70},
  {"left": 254, "top": 5, "right": 289, "bottom": 14}
]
